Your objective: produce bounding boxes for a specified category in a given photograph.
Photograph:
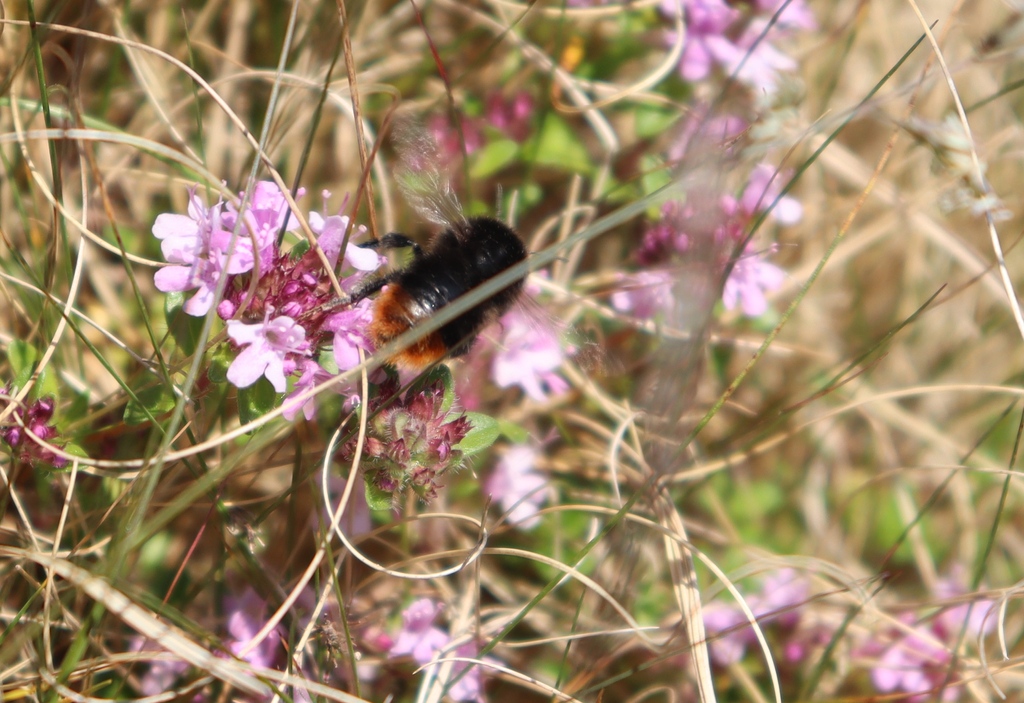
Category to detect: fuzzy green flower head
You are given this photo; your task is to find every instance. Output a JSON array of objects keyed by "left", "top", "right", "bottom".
[{"left": 352, "top": 374, "right": 472, "bottom": 508}]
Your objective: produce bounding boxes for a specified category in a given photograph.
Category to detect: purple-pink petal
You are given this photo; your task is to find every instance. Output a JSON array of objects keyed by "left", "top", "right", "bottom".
[
  {"left": 227, "top": 341, "right": 272, "bottom": 389},
  {"left": 153, "top": 265, "right": 193, "bottom": 293},
  {"left": 152, "top": 213, "right": 199, "bottom": 241}
]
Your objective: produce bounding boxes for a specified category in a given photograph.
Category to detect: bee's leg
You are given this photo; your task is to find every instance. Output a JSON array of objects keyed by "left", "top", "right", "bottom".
[
  {"left": 347, "top": 232, "right": 421, "bottom": 304},
  {"left": 347, "top": 270, "right": 397, "bottom": 304},
  {"left": 358, "top": 232, "right": 424, "bottom": 260}
]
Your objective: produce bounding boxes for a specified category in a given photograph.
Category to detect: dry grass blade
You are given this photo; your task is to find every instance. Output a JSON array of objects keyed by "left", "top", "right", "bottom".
[{"left": 0, "top": 547, "right": 269, "bottom": 697}]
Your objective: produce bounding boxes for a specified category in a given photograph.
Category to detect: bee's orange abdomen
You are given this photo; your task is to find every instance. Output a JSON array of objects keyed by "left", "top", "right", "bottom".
[{"left": 369, "top": 286, "right": 448, "bottom": 370}]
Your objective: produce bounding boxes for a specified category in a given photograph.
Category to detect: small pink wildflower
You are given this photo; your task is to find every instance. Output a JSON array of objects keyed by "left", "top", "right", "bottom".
[
  {"left": 611, "top": 270, "right": 677, "bottom": 321},
  {"left": 225, "top": 181, "right": 303, "bottom": 277},
  {"left": 389, "top": 599, "right": 450, "bottom": 666},
  {"left": 445, "top": 641, "right": 492, "bottom": 702},
  {"left": 129, "top": 637, "right": 189, "bottom": 696},
  {"left": 308, "top": 191, "right": 384, "bottom": 275},
  {"left": 752, "top": 0, "right": 817, "bottom": 32},
  {"left": 491, "top": 310, "right": 568, "bottom": 402},
  {"left": 485, "top": 91, "right": 535, "bottom": 142},
  {"left": 224, "top": 588, "right": 280, "bottom": 669},
  {"left": 740, "top": 164, "right": 803, "bottom": 225},
  {"left": 226, "top": 312, "right": 311, "bottom": 392},
  {"left": 486, "top": 445, "right": 547, "bottom": 529},
  {"left": 863, "top": 572, "right": 995, "bottom": 702},
  {"left": 389, "top": 599, "right": 493, "bottom": 702},
  {"left": 701, "top": 569, "right": 815, "bottom": 666},
  {"left": 703, "top": 600, "right": 752, "bottom": 665},
  {"left": 663, "top": 0, "right": 743, "bottom": 84},
  {"left": 722, "top": 244, "right": 785, "bottom": 317},
  {"left": 153, "top": 188, "right": 253, "bottom": 316},
  {"left": 282, "top": 359, "right": 333, "bottom": 421},
  {"left": 754, "top": 568, "right": 808, "bottom": 627},
  {"left": 427, "top": 114, "right": 484, "bottom": 166},
  {"left": 1, "top": 391, "right": 67, "bottom": 467},
  {"left": 326, "top": 297, "right": 376, "bottom": 372}
]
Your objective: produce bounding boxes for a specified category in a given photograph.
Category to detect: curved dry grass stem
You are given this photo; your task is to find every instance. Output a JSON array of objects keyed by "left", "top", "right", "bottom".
[{"left": 904, "top": 0, "right": 1024, "bottom": 343}]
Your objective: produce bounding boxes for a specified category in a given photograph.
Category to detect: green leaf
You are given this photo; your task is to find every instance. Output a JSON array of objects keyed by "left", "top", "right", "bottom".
[
  {"left": 529, "top": 115, "right": 592, "bottom": 174},
  {"left": 456, "top": 412, "right": 501, "bottom": 456},
  {"left": 139, "top": 531, "right": 175, "bottom": 572},
  {"left": 36, "top": 367, "right": 59, "bottom": 404},
  {"left": 237, "top": 377, "right": 279, "bottom": 428},
  {"left": 470, "top": 138, "right": 519, "bottom": 179},
  {"left": 640, "top": 154, "right": 672, "bottom": 204},
  {"left": 504, "top": 183, "right": 544, "bottom": 214},
  {"left": 165, "top": 292, "right": 204, "bottom": 357},
  {"left": 497, "top": 419, "right": 530, "bottom": 444},
  {"left": 208, "top": 344, "right": 233, "bottom": 384},
  {"left": 66, "top": 389, "right": 90, "bottom": 420},
  {"left": 63, "top": 443, "right": 88, "bottom": 459},
  {"left": 124, "top": 384, "right": 177, "bottom": 425},
  {"left": 364, "top": 478, "right": 395, "bottom": 511},
  {"left": 635, "top": 104, "right": 678, "bottom": 140},
  {"left": 7, "top": 340, "right": 38, "bottom": 390}
]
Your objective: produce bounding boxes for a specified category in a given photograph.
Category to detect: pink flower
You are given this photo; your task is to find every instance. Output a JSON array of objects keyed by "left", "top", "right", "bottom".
[
  {"left": 224, "top": 588, "right": 280, "bottom": 669},
  {"left": 226, "top": 312, "right": 311, "bottom": 392},
  {"left": 485, "top": 92, "right": 535, "bottom": 142},
  {"left": 486, "top": 445, "right": 547, "bottom": 529},
  {"left": 722, "top": 244, "right": 785, "bottom": 317},
  {"left": 427, "top": 115, "right": 484, "bottom": 166},
  {"left": 700, "top": 569, "right": 815, "bottom": 666},
  {"left": 445, "top": 641, "right": 492, "bottom": 702},
  {"left": 611, "top": 270, "right": 677, "bottom": 320},
  {"left": 703, "top": 600, "right": 753, "bottom": 665},
  {"left": 740, "top": 164, "right": 803, "bottom": 225},
  {"left": 664, "top": 0, "right": 743, "bottom": 84},
  {"left": 325, "top": 297, "right": 376, "bottom": 372},
  {"left": 661, "top": 0, "right": 812, "bottom": 92},
  {"left": 491, "top": 310, "right": 568, "bottom": 402},
  {"left": 868, "top": 615, "right": 957, "bottom": 702},
  {"left": 752, "top": 0, "right": 817, "bottom": 31},
  {"left": 225, "top": 181, "right": 303, "bottom": 277},
  {"left": 863, "top": 572, "right": 994, "bottom": 702},
  {"left": 129, "top": 637, "right": 189, "bottom": 696},
  {"left": 751, "top": 568, "right": 808, "bottom": 627},
  {"left": 388, "top": 599, "right": 494, "bottom": 702},
  {"left": 730, "top": 23, "right": 797, "bottom": 92},
  {"left": 934, "top": 579, "right": 996, "bottom": 640},
  {"left": 308, "top": 192, "right": 384, "bottom": 274},
  {"left": 282, "top": 359, "right": 334, "bottom": 421},
  {"left": 390, "top": 599, "right": 450, "bottom": 666},
  {"left": 152, "top": 188, "right": 253, "bottom": 316}
]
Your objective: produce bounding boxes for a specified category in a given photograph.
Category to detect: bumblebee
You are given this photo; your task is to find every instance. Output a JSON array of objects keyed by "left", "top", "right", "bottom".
[{"left": 352, "top": 216, "right": 527, "bottom": 370}]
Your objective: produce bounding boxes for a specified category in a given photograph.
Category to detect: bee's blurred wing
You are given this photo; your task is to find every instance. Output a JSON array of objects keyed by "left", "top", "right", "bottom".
[
  {"left": 392, "top": 120, "right": 468, "bottom": 228},
  {"left": 639, "top": 116, "right": 743, "bottom": 703}
]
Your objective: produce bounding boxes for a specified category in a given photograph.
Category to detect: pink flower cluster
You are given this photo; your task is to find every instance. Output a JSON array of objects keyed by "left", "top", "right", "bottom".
[
  {"left": 860, "top": 575, "right": 996, "bottom": 702},
  {"left": 615, "top": 160, "right": 799, "bottom": 320},
  {"left": 662, "top": 0, "right": 816, "bottom": 92},
  {"left": 485, "top": 444, "right": 548, "bottom": 529},
  {"left": 152, "top": 183, "right": 386, "bottom": 418},
  {"left": 701, "top": 569, "right": 820, "bottom": 666},
  {"left": 427, "top": 90, "right": 536, "bottom": 166},
  {"left": 388, "top": 598, "right": 496, "bottom": 702},
  {"left": 343, "top": 376, "right": 472, "bottom": 505},
  {"left": 0, "top": 391, "right": 66, "bottom": 467},
  {"left": 491, "top": 310, "right": 569, "bottom": 402}
]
